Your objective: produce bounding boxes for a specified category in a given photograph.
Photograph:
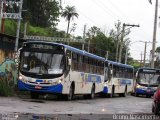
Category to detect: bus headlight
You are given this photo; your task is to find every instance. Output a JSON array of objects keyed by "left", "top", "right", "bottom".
[
  {"left": 136, "top": 84, "right": 146, "bottom": 89},
  {"left": 19, "top": 76, "right": 23, "bottom": 80},
  {"left": 19, "top": 75, "right": 27, "bottom": 83},
  {"left": 58, "top": 79, "right": 63, "bottom": 84}
]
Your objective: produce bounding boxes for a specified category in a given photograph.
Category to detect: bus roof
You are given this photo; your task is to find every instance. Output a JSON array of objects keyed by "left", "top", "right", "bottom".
[
  {"left": 106, "top": 60, "right": 134, "bottom": 69},
  {"left": 23, "top": 41, "right": 105, "bottom": 61},
  {"left": 138, "top": 67, "right": 160, "bottom": 71}
]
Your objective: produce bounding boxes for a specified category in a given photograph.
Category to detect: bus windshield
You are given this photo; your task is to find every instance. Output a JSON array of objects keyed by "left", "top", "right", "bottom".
[
  {"left": 20, "top": 51, "right": 64, "bottom": 75},
  {"left": 138, "top": 72, "right": 160, "bottom": 85}
]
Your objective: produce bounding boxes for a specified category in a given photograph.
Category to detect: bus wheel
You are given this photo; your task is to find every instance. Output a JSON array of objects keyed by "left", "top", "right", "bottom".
[
  {"left": 152, "top": 104, "right": 155, "bottom": 113},
  {"left": 122, "top": 86, "right": 127, "bottom": 97},
  {"left": 66, "top": 85, "right": 74, "bottom": 101},
  {"left": 30, "top": 91, "right": 39, "bottom": 99},
  {"left": 90, "top": 85, "right": 95, "bottom": 99},
  {"left": 135, "top": 92, "right": 139, "bottom": 97},
  {"left": 110, "top": 86, "right": 114, "bottom": 98},
  {"left": 153, "top": 103, "right": 159, "bottom": 115}
]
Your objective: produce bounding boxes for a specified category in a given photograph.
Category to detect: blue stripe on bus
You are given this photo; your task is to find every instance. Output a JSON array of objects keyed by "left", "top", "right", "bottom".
[
  {"left": 18, "top": 80, "right": 63, "bottom": 93},
  {"left": 103, "top": 86, "right": 108, "bottom": 93},
  {"left": 120, "top": 79, "right": 131, "bottom": 85},
  {"left": 136, "top": 88, "right": 155, "bottom": 95},
  {"left": 81, "top": 73, "right": 102, "bottom": 83}
]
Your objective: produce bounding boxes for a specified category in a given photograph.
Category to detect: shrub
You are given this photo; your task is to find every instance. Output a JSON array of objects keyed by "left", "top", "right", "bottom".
[{"left": 0, "top": 77, "right": 13, "bottom": 96}]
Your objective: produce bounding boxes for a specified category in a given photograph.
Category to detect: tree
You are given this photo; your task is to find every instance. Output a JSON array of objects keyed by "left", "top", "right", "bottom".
[
  {"left": 109, "top": 20, "right": 121, "bottom": 62},
  {"left": 109, "top": 21, "right": 130, "bottom": 63},
  {"left": 61, "top": 5, "right": 78, "bottom": 37},
  {"left": 23, "top": 0, "right": 61, "bottom": 27},
  {"left": 156, "top": 47, "right": 160, "bottom": 52},
  {"left": 86, "top": 26, "right": 116, "bottom": 60}
]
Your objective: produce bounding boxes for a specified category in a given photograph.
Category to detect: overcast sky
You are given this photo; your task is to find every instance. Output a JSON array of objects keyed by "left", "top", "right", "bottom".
[{"left": 57, "top": 0, "right": 160, "bottom": 61}]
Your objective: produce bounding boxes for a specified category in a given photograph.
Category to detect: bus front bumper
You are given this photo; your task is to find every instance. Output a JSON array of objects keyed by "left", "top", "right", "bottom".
[
  {"left": 136, "top": 88, "right": 155, "bottom": 95},
  {"left": 18, "top": 80, "right": 63, "bottom": 93}
]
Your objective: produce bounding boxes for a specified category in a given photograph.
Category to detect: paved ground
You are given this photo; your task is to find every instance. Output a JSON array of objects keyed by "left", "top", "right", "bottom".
[{"left": 0, "top": 94, "right": 158, "bottom": 120}]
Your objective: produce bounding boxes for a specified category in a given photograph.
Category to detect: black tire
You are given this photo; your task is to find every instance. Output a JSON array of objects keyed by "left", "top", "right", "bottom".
[
  {"left": 100, "top": 93, "right": 106, "bottom": 98},
  {"left": 30, "top": 91, "right": 39, "bottom": 99},
  {"left": 110, "top": 86, "right": 114, "bottom": 98},
  {"left": 154, "top": 103, "right": 159, "bottom": 115},
  {"left": 89, "top": 85, "right": 95, "bottom": 99},
  {"left": 122, "top": 87, "right": 127, "bottom": 97},
  {"left": 152, "top": 104, "right": 154, "bottom": 113},
  {"left": 66, "top": 85, "right": 74, "bottom": 101},
  {"left": 135, "top": 92, "right": 139, "bottom": 97}
]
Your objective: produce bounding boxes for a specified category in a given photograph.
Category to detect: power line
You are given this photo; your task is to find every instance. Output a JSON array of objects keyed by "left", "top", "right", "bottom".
[
  {"left": 94, "top": 0, "right": 126, "bottom": 22},
  {"left": 92, "top": 0, "right": 120, "bottom": 22},
  {"left": 76, "top": 9, "right": 99, "bottom": 26},
  {"left": 107, "top": 0, "right": 135, "bottom": 23}
]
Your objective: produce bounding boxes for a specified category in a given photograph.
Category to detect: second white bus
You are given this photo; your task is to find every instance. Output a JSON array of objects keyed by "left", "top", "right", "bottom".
[{"left": 102, "top": 60, "right": 134, "bottom": 97}]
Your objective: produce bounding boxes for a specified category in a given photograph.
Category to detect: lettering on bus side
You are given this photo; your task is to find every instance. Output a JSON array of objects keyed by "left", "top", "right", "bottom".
[
  {"left": 120, "top": 79, "right": 131, "bottom": 85},
  {"left": 80, "top": 73, "right": 101, "bottom": 83}
]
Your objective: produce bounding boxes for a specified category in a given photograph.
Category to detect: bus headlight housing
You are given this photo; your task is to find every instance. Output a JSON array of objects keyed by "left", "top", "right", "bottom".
[
  {"left": 19, "top": 76, "right": 23, "bottom": 80},
  {"left": 50, "top": 79, "right": 63, "bottom": 85},
  {"left": 136, "top": 84, "right": 146, "bottom": 89},
  {"left": 19, "top": 75, "right": 27, "bottom": 83},
  {"left": 58, "top": 79, "right": 62, "bottom": 83},
  {"left": 136, "top": 84, "right": 145, "bottom": 88}
]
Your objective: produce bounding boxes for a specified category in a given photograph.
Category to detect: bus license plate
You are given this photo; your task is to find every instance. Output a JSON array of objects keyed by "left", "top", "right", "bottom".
[{"left": 35, "top": 85, "right": 42, "bottom": 89}]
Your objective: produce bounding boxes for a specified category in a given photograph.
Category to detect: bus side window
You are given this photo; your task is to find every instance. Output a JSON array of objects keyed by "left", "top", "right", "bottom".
[
  {"left": 108, "top": 64, "right": 112, "bottom": 81},
  {"left": 72, "top": 53, "right": 78, "bottom": 70},
  {"left": 157, "top": 75, "right": 160, "bottom": 84},
  {"left": 78, "top": 54, "right": 82, "bottom": 71},
  {"left": 104, "top": 67, "right": 108, "bottom": 82}
]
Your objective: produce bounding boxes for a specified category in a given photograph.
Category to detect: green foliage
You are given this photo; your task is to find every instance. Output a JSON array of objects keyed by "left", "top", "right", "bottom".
[
  {"left": 61, "top": 5, "right": 79, "bottom": 35},
  {"left": 156, "top": 46, "right": 160, "bottom": 52},
  {"left": 128, "top": 60, "right": 141, "bottom": 69},
  {"left": 23, "top": 0, "right": 61, "bottom": 27},
  {"left": 4, "top": 19, "right": 66, "bottom": 37},
  {"left": 0, "top": 78, "right": 13, "bottom": 96},
  {"left": 4, "top": 19, "right": 17, "bottom": 36},
  {"left": 28, "top": 25, "right": 48, "bottom": 36},
  {"left": 86, "top": 26, "right": 116, "bottom": 60}
]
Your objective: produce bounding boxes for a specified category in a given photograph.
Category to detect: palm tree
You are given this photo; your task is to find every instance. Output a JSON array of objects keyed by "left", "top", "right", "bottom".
[{"left": 61, "top": 6, "right": 78, "bottom": 37}]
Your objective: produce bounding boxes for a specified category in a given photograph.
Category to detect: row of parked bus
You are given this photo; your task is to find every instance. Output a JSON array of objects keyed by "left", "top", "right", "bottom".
[{"left": 17, "top": 41, "right": 160, "bottom": 100}]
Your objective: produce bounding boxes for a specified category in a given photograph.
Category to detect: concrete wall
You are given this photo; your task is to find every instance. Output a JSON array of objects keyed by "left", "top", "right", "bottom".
[{"left": 0, "top": 33, "right": 23, "bottom": 86}]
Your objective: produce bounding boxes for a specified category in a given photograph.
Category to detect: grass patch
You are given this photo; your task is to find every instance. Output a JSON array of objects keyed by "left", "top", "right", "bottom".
[{"left": 0, "top": 78, "right": 14, "bottom": 96}]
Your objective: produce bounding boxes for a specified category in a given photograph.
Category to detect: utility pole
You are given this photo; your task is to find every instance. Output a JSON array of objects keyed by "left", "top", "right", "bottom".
[
  {"left": 1, "top": 0, "right": 5, "bottom": 33},
  {"left": 105, "top": 51, "right": 108, "bottom": 60},
  {"left": 143, "top": 42, "right": 147, "bottom": 67},
  {"left": 15, "top": 0, "right": 23, "bottom": 52},
  {"left": 118, "top": 23, "right": 125, "bottom": 63},
  {"left": 82, "top": 24, "right": 86, "bottom": 50},
  {"left": 0, "top": 0, "right": 23, "bottom": 51},
  {"left": 118, "top": 23, "right": 139, "bottom": 63},
  {"left": 151, "top": 0, "right": 158, "bottom": 68},
  {"left": 142, "top": 41, "right": 153, "bottom": 67},
  {"left": 124, "top": 41, "right": 129, "bottom": 64},
  {"left": 140, "top": 52, "right": 143, "bottom": 67},
  {"left": 0, "top": 0, "right": 2, "bottom": 30}
]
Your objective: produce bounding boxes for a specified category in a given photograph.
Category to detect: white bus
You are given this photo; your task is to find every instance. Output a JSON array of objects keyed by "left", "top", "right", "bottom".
[
  {"left": 133, "top": 67, "right": 160, "bottom": 97},
  {"left": 102, "top": 60, "right": 134, "bottom": 97},
  {"left": 17, "top": 41, "right": 105, "bottom": 100}
]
